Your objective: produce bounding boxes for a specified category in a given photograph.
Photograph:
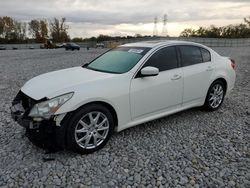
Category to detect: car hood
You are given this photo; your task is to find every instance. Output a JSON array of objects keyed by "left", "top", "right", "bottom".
[{"left": 21, "top": 66, "right": 116, "bottom": 100}]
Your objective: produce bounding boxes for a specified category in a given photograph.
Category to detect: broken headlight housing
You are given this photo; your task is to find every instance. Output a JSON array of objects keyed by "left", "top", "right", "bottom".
[{"left": 29, "top": 92, "right": 74, "bottom": 119}]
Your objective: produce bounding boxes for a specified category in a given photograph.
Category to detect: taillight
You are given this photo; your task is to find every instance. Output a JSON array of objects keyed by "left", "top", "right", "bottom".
[{"left": 230, "top": 58, "right": 236, "bottom": 70}]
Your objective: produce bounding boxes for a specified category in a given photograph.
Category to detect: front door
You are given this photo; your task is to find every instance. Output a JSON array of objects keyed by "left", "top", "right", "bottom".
[{"left": 130, "top": 46, "right": 183, "bottom": 119}]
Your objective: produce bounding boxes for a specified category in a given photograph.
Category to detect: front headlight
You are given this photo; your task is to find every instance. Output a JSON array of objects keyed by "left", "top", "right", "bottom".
[{"left": 29, "top": 92, "right": 74, "bottom": 119}]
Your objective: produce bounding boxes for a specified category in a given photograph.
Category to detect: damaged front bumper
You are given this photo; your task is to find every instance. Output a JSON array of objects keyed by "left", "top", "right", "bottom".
[
  {"left": 10, "top": 91, "right": 49, "bottom": 129},
  {"left": 10, "top": 91, "right": 69, "bottom": 149},
  {"left": 11, "top": 102, "right": 41, "bottom": 129},
  {"left": 11, "top": 91, "right": 67, "bottom": 129}
]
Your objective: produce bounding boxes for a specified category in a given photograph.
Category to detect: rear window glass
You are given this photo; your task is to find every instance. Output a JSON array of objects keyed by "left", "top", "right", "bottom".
[
  {"left": 179, "top": 46, "right": 203, "bottom": 66},
  {"left": 201, "top": 48, "right": 211, "bottom": 62}
]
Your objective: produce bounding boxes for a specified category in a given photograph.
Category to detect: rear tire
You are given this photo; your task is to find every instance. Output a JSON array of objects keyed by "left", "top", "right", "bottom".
[
  {"left": 203, "top": 80, "right": 226, "bottom": 111},
  {"left": 65, "top": 104, "right": 114, "bottom": 154}
]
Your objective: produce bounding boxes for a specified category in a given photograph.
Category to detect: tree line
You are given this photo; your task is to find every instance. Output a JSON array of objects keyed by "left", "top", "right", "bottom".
[
  {"left": 0, "top": 16, "right": 70, "bottom": 43},
  {"left": 71, "top": 34, "right": 151, "bottom": 42},
  {"left": 1, "top": 16, "right": 250, "bottom": 44},
  {"left": 180, "top": 16, "right": 250, "bottom": 38}
]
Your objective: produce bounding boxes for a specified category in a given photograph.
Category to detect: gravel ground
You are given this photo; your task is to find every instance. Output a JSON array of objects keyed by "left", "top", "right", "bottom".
[{"left": 0, "top": 47, "right": 249, "bottom": 187}]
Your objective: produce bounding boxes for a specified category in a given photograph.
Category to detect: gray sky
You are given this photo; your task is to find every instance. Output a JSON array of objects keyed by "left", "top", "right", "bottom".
[{"left": 1, "top": 0, "right": 250, "bottom": 38}]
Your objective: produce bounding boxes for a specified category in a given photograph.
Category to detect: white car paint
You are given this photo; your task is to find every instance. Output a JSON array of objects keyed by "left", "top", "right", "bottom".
[
  {"left": 130, "top": 67, "right": 183, "bottom": 118},
  {"left": 21, "top": 40, "right": 236, "bottom": 132}
]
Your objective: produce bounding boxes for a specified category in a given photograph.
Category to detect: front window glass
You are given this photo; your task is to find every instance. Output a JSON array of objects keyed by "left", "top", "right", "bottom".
[
  {"left": 86, "top": 47, "right": 151, "bottom": 74},
  {"left": 142, "top": 46, "right": 178, "bottom": 71}
]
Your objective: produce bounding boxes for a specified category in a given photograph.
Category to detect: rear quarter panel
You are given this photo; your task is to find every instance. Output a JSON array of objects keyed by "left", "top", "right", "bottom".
[{"left": 211, "top": 51, "right": 236, "bottom": 95}]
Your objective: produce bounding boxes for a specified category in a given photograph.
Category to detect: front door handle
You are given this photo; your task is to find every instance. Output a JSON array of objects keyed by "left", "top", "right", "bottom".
[
  {"left": 206, "top": 66, "right": 214, "bottom": 71},
  {"left": 171, "top": 74, "right": 182, "bottom": 80}
]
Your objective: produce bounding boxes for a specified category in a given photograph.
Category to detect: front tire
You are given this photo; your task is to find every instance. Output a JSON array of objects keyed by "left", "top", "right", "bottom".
[
  {"left": 203, "top": 80, "right": 226, "bottom": 111},
  {"left": 66, "top": 104, "right": 114, "bottom": 154}
]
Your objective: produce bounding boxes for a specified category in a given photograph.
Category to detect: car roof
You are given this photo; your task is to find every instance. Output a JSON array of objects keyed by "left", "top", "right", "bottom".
[{"left": 121, "top": 40, "right": 207, "bottom": 49}]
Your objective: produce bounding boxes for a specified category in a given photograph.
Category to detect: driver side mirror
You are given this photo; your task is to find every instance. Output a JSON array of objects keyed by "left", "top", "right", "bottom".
[{"left": 140, "top": 66, "right": 159, "bottom": 77}]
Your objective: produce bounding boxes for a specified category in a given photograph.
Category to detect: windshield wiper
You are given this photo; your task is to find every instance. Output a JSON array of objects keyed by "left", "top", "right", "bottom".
[
  {"left": 82, "top": 63, "right": 89, "bottom": 68},
  {"left": 84, "top": 66, "right": 121, "bottom": 74}
]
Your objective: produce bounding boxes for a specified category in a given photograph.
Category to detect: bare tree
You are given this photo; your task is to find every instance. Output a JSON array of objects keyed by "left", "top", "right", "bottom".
[
  {"left": 244, "top": 16, "right": 250, "bottom": 27},
  {"left": 0, "top": 17, "right": 4, "bottom": 37},
  {"left": 29, "top": 19, "right": 41, "bottom": 42},
  {"left": 40, "top": 20, "right": 48, "bottom": 42},
  {"left": 0, "top": 16, "right": 27, "bottom": 42},
  {"left": 29, "top": 19, "right": 48, "bottom": 42},
  {"left": 50, "top": 17, "right": 69, "bottom": 42}
]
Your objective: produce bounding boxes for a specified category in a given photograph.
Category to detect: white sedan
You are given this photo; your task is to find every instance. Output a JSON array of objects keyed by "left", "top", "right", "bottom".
[{"left": 11, "top": 40, "right": 236, "bottom": 154}]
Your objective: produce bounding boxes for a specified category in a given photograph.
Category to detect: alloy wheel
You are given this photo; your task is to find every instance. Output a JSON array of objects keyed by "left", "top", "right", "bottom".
[
  {"left": 74, "top": 111, "right": 109, "bottom": 149},
  {"left": 208, "top": 84, "right": 224, "bottom": 109}
]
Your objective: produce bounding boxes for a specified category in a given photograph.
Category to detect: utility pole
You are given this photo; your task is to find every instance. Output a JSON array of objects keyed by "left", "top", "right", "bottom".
[
  {"left": 153, "top": 16, "right": 158, "bottom": 36},
  {"left": 162, "top": 14, "right": 168, "bottom": 36}
]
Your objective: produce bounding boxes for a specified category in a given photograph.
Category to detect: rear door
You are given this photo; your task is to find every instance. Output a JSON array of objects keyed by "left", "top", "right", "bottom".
[{"left": 178, "top": 45, "right": 214, "bottom": 104}]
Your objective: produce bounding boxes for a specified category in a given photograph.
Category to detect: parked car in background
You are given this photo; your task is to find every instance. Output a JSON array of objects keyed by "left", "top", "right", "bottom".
[
  {"left": 65, "top": 43, "right": 80, "bottom": 51},
  {"left": 11, "top": 40, "right": 236, "bottom": 154},
  {"left": 55, "top": 43, "right": 66, "bottom": 49},
  {"left": 96, "top": 43, "right": 105, "bottom": 48},
  {"left": 0, "top": 46, "right": 6, "bottom": 50}
]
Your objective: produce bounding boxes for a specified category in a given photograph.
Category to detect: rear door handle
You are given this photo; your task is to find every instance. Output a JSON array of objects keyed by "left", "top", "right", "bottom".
[
  {"left": 171, "top": 74, "right": 182, "bottom": 80},
  {"left": 206, "top": 66, "right": 214, "bottom": 71}
]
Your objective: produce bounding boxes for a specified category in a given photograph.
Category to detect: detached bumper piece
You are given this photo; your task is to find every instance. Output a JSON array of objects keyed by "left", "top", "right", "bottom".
[{"left": 11, "top": 91, "right": 62, "bottom": 151}]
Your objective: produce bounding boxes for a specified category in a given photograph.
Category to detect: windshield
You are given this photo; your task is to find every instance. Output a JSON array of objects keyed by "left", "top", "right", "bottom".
[{"left": 85, "top": 47, "right": 151, "bottom": 74}]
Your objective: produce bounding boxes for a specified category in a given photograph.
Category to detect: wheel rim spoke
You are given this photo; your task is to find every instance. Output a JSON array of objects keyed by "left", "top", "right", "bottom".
[
  {"left": 209, "top": 95, "right": 215, "bottom": 101},
  {"left": 97, "top": 118, "right": 107, "bottom": 128},
  {"left": 79, "top": 120, "right": 89, "bottom": 128},
  {"left": 76, "top": 134, "right": 88, "bottom": 143},
  {"left": 217, "top": 87, "right": 222, "bottom": 94},
  {"left": 76, "top": 128, "right": 88, "bottom": 133},
  {"left": 94, "top": 112, "right": 101, "bottom": 123},
  {"left": 217, "top": 90, "right": 223, "bottom": 96},
  {"left": 85, "top": 134, "right": 92, "bottom": 148},
  {"left": 97, "top": 125, "right": 109, "bottom": 131},
  {"left": 88, "top": 113, "right": 94, "bottom": 124},
  {"left": 96, "top": 132, "right": 105, "bottom": 140},
  {"left": 93, "top": 134, "right": 98, "bottom": 146},
  {"left": 211, "top": 99, "right": 216, "bottom": 107}
]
